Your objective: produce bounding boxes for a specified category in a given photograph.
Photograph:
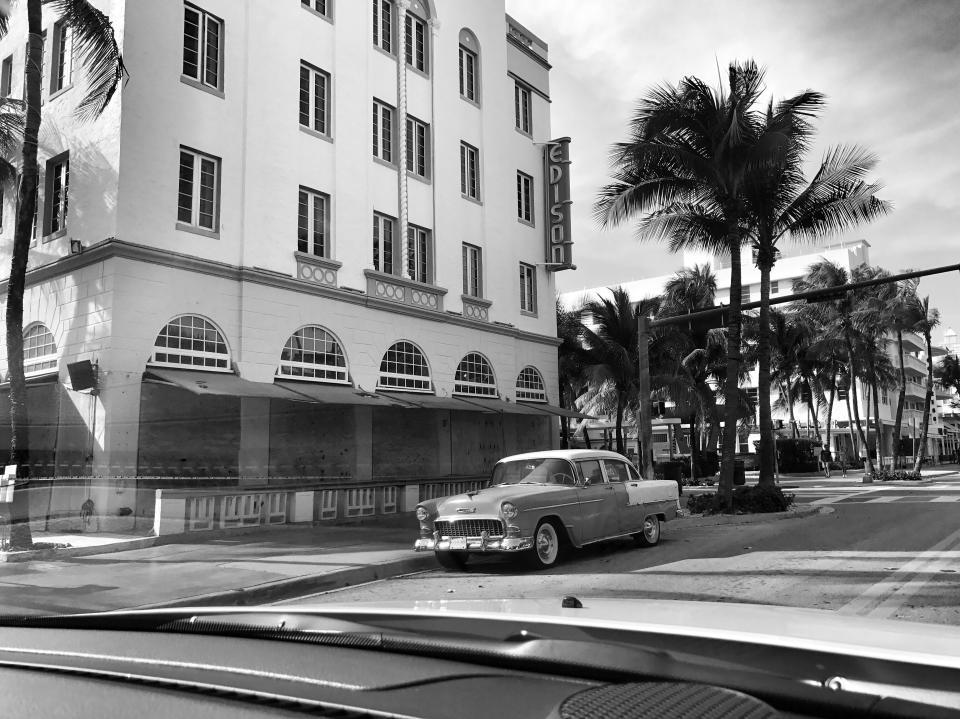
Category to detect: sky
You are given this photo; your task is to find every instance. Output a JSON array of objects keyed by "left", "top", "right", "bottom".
[{"left": 504, "top": 0, "right": 960, "bottom": 344}]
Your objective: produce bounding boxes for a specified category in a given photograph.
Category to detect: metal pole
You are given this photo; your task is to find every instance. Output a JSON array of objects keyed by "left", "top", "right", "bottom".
[{"left": 636, "top": 315, "right": 654, "bottom": 480}]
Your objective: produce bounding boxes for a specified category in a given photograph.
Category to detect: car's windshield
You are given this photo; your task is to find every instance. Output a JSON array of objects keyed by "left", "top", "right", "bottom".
[{"left": 491, "top": 458, "right": 575, "bottom": 485}]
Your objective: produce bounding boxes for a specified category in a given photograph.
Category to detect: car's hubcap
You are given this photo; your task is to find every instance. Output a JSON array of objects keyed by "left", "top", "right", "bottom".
[
  {"left": 644, "top": 517, "right": 659, "bottom": 542},
  {"left": 536, "top": 524, "right": 558, "bottom": 564}
]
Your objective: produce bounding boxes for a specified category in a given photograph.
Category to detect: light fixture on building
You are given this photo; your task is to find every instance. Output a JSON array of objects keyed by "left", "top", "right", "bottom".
[{"left": 69, "top": 239, "right": 84, "bottom": 255}]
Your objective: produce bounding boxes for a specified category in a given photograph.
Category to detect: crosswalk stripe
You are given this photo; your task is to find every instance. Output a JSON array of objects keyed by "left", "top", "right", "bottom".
[
  {"left": 864, "top": 496, "right": 898, "bottom": 503},
  {"left": 930, "top": 496, "right": 960, "bottom": 502}
]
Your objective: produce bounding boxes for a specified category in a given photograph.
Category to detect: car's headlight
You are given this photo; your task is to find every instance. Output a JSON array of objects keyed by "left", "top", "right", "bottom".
[
  {"left": 501, "top": 502, "right": 519, "bottom": 520},
  {"left": 415, "top": 506, "right": 430, "bottom": 522}
]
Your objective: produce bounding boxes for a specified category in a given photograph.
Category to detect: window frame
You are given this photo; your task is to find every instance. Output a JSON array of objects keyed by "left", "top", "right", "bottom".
[
  {"left": 404, "top": 10, "right": 428, "bottom": 74},
  {"left": 377, "top": 340, "right": 432, "bottom": 393},
  {"left": 22, "top": 323, "right": 58, "bottom": 377},
  {"left": 300, "top": 0, "right": 332, "bottom": 21},
  {"left": 405, "top": 114, "right": 430, "bottom": 180},
  {"left": 1, "top": 54, "right": 13, "bottom": 98},
  {"left": 516, "top": 366, "right": 546, "bottom": 402},
  {"left": 177, "top": 146, "right": 221, "bottom": 235},
  {"left": 458, "top": 42, "right": 478, "bottom": 104},
  {"left": 406, "top": 223, "right": 431, "bottom": 284},
  {"left": 50, "top": 19, "right": 72, "bottom": 97},
  {"left": 43, "top": 151, "right": 69, "bottom": 239},
  {"left": 462, "top": 243, "right": 482, "bottom": 298},
  {"left": 373, "top": 211, "right": 396, "bottom": 275},
  {"left": 277, "top": 325, "right": 349, "bottom": 384},
  {"left": 460, "top": 141, "right": 480, "bottom": 202},
  {"left": 519, "top": 262, "right": 537, "bottom": 315},
  {"left": 182, "top": 2, "right": 224, "bottom": 94},
  {"left": 740, "top": 285, "right": 751, "bottom": 303},
  {"left": 516, "top": 170, "right": 534, "bottom": 225},
  {"left": 298, "top": 186, "right": 329, "bottom": 258},
  {"left": 299, "top": 61, "right": 331, "bottom": 138},
  {"left": 514, "top": 80, "right": 531, "bottom": 135},
  {"left": 372, "top": 98, "right": 396, "bottom": 165},
  {"left": 372, "top": 0, "right": 394, "bottom": 54},
  {"left": 454, "top": 352, "right": 497, "bottom": 397},
  {"left": 149, "top": 315, "right": 231, "bottom": 372}
]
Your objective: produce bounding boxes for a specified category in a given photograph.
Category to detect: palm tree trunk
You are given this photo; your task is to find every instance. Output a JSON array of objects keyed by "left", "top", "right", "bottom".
[
  {"left": 913, "top": 330, "right": 935, "bottom": 473},
  {"left": 559, "top": 383, "right": 570, "bottom": 449},
  {"left": 757, "top": 264, "right": 775, "bottom": 487},
  {"left": 718, "top": 241, "right": 744, "bottom": 512},
  {"left": 810, "top": 394, "right": 823, "bottom": 444},
  {"left": 615, "top": 391, "right": 625, "bottom": 455},
  {"left": 825, "top": 368, "right": 837, "bottom": 451},
  {"left": 5, "top": 0, "right": 43, "bottom": 550},
  {"left": 846, "top": 337, "right": 874, "bottom": 474},
  {"left": 689, "top": 413, "right": 700, "bottom": 478},
  {"left": 844, "top": 382, "right": 857, "bottom": 459},
  {"left": 893, "top": 330, "right": 906, "bottom": 468},
  {"left": 870, "top": 374, "right": 882, "bottom": 464},
  {"left": 779, "top": 380, "right": 799, "bottom": 439}
]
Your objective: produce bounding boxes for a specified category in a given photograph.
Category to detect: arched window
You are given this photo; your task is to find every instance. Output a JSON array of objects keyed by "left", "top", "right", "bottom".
[
  {"left": 454, "top": 352, "right": 496, "bottom": 397},
  {"left": 150, "top": 315, "right": 230, "bottom": 371},
  {"left": 378, "top": 340, "right": 431, "bottom": 392},
  {"left": 516, "top": 366, "right": 546, "bottom": 402},
  {"left": 277, "top": 326, "right": 348, "bottom": 383},
  {"left": 458, "top": 28, "right": 480, "bottom": 103},
  {"left": 23, "top": 324, "right": 57, "bottom": 376}
]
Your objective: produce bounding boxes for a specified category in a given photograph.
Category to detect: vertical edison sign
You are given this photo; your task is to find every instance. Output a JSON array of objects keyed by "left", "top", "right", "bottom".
[{"left": 544, "top": 136, "right": 573, "bottom": 270}]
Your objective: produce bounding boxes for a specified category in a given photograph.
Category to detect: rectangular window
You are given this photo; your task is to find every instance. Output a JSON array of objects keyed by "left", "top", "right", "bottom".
[
  {"left": 373, "top": 212, "right": 395, "bottom": 274},
  {"left": 520, "top": 262, "right": 536, "bottom": 313},
  {"left": 177, "top": 147, "right": 220, "bottom": 232},
  {"left": 406, "top": 224, "right": 430, "bottom": 283},
  {"left": 299, "top": 62, "right": 329, "bottom": 135},
  {"left": 770, "top": 279, "right": 779, "bottom": 294},
  {"left": 50, "top": 20, "right": 72, "bottom": 94},
  {"left": 462, "top": 243, "right": 482, "bottom": 298},
  {"left": 460, "top": 141, "right": 479, "bottom": 200},
  {"left": 300, "top": 0, "right": 329, "bottom": 16},
  {"left": 740, "top": 285, "right": 751, "bottom": 303},
  {"left": 405, "top": 115, "right": 429, "bottom": 178},
  {"left": 298, "top": 187, "right": 328, "bottom": 257},
  {"left": 1, "top": 55, "right": 12, "bottom": 97},
  {"left": 458, "top": 45, "right": 477, "bottom": 101},
  {"left": 44, "top": 152, "right": 68, "bottom": 236},
  {"left": 514, "top": 81, "right": 531, "bottom": 134},
  {"left": 372, "top": 0, "right": 392, "bottom": 53},
  {"left": 404, "top": 12, "right": 427, "bottom": 72},
  {"left": 183, "top": 3, "right": 223, "bottom": 91},
  {"left": 516, "top": 171, "right": 534, "bottom": 224},
  {"left": 745, "top": 387, "right": 759, "bottom": 406},
  {"left": 373, "top": 99, "right": 394, "bottom": 163}
]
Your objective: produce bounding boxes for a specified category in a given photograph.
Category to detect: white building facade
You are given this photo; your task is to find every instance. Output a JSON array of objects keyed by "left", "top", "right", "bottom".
[
  {"left": 0, "top": 1, "right": 578, "bottom": 507},
  {"left": 562, "top": 240, "right": 959, "bottom": 463}
]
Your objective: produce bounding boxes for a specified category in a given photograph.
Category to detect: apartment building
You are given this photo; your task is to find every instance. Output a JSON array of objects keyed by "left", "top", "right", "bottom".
[
  {"left": 0, "top": 0, "right": 579, "bottom": 509},
  {"left": 562, "top": 240, "right": 959, "bottom": 462}
]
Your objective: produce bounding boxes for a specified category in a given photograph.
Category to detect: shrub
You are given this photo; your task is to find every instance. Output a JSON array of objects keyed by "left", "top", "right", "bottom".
[
  {"left": 870, "top": 469, "right": 922, "bottom": 482},
  {"left": 732, "top": 485, "right": 795, "bottom": 513},
  {"left": 686, "top": 493, "right": 717, "bottom": 514}
]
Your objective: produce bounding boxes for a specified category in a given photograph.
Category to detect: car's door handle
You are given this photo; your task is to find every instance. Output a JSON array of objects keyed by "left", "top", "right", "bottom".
[
  {"left": 603, "top": 485, "right": 614, "bottom": 491},
  {"left": 628, "top": 482, "right": 639, "bottom": 487}
]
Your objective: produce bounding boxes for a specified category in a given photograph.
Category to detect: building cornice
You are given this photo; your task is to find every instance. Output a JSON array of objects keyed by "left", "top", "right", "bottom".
[
  {"left": 0, "top": 239, "right": 561, "bottom": 347},
  {"left": 506, "top": 33, "right": 552, "bottom": 70}
]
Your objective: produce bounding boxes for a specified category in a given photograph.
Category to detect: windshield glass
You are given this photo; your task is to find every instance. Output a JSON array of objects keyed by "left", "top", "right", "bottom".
[{"left": 491, "top": 459, "right": 576, "bottom": 485}]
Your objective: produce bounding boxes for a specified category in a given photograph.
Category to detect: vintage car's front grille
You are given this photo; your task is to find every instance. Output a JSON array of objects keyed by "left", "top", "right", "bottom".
[{"left": 434, "top": 519, "right": 504, "bottom": 539}]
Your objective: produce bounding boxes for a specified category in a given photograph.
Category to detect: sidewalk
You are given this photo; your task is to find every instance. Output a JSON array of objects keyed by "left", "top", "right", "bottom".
[{"left": 0, "top": 525, "right": 430, "bottom": 615}]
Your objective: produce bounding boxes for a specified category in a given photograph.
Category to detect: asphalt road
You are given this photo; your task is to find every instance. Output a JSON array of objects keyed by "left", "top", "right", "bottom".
[{"left": 280, "top": 482, "right": 960, "bottom": 625}]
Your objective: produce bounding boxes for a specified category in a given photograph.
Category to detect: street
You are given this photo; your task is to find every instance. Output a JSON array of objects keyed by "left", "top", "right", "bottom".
[{"left": 278, "top": 477, "right": 960, "bottom": 625}]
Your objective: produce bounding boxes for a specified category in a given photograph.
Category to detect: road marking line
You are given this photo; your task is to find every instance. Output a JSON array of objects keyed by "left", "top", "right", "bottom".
[
  {"left": 812, "top": 490, "right": 881, "bottom": 505},
  {"left": 930, "top": 496, "right": 960, "bottom": 502},
  {"left": 863, "top": 496, "right": 898, "bottom": 503},
  {"left": 838, "top": 526, "right": 960, "bottom": 618}
]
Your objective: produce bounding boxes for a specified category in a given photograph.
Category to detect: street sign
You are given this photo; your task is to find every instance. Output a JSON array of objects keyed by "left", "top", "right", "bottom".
[{"left": 0, "top": 465, "right": 16, "bottom": 503}]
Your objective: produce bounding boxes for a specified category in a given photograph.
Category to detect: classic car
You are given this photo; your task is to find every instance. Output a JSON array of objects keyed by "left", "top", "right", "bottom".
[{"left": 414, "top": 449, "right": 681, "bottom": 570}]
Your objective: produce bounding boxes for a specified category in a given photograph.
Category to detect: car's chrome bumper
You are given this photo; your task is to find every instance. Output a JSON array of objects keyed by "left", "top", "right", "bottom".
[{"left": 414, "top": 536, "right": 534, "bottom": 553}]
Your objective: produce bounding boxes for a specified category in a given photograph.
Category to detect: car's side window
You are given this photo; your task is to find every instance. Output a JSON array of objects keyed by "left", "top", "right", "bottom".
[
  {"left": 577, "top": 459, "right": 605, "bottom": 485},
  {"left": 602, "top": 459, "right": 628, "bottom": 483},
  {"left": 626, "top": 463, "right": 642, "bottom": 482}
]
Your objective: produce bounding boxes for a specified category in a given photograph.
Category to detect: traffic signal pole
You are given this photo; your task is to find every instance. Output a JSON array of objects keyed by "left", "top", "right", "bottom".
[{"left": 636, "top": 315, "right": 654, "bottom": 480}]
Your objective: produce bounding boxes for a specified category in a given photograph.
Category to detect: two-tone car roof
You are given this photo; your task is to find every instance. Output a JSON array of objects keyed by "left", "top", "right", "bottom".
[{"left": 497, "top": 449, "right": 632, "bottom": 464}]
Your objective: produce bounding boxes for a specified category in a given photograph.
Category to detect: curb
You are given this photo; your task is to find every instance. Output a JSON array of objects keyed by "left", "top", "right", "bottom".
[
  {"left": 0, "top": 536, "right": 160, "bottom": 563},
  {"left": 670, "top": 504, "right": 830, "bottom": 528},
  {"left": 131, "top": 553, "right": 435, "bottom": 610}
]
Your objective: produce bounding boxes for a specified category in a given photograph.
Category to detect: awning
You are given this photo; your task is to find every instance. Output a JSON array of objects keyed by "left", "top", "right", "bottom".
[
  {"left": 144, "top": 369, "right": 309, "bottom": 401},
  {"left": 453, "top": 396, "right": 553, "bottom": 415},
  {"left": 0, "top": 373, "right": 59, "bottom": 391},
  {"left": 276, "top": 381, "right": 410, "bottom": 407},
  {"left": 377, "top": 391, "right": 478, "bottom": 411},
  {"left": 518, "top": 401, "right": 595, "bottom": 420}
]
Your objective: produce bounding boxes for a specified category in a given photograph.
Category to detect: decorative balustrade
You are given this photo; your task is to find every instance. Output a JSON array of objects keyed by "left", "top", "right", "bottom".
[{"left": 364, "top": 269, "right": 447, "bottom": 312}]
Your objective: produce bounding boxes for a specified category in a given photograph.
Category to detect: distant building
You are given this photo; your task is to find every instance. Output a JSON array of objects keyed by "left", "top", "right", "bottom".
[
  {"left": 562, "top": 240, "right": 959, "bottom": 463},
  {"left": 0, "top": 1, "right": 580, "bottom": 514}
]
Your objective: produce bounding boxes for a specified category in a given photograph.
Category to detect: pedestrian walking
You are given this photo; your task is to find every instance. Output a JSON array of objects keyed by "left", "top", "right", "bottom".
[
  {"left": 839, "top": 453, "right": 848, "bottom": 478},
  {"left": 821, "top": 444, "right": 832, "bottom": 478}
]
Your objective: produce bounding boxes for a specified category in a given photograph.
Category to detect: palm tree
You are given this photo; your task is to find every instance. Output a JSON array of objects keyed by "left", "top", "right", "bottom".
[
  {"left": 937, "top": 352, "right": 960, "bottom": 395},
  {"left": 912, "top": 296, "right": 940, "bottom": 472},
  {"left": 596, "top": 60, "right": 778, "bottom": 510},
  {"left": 747, "top": 140, "right": 890, "bottom": 486},
  {"left": 580, "top": 288, "right": 660, "bottom": 455},
  {"left": 890, "top": 278, "right": 923, "bottom": 467},
  {"left": 0, "top": 0, "right": 126, "bottom": 548},
  {"left": 557, "top": 297, "right": 587, "bottom": 449}
]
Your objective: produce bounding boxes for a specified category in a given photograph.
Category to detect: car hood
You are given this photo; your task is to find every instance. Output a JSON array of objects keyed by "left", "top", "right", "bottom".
[
  {"left": 435, "top": 484, "right": 572, "bottom": 513},
  {"left": 303, "top": 597, "right": 960, "bottom": 669}
]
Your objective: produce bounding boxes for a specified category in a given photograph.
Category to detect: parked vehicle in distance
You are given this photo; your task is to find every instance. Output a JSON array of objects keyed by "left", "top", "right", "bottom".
[{"left": 414, "top": 450, "right": 681, "bottom": 570}]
